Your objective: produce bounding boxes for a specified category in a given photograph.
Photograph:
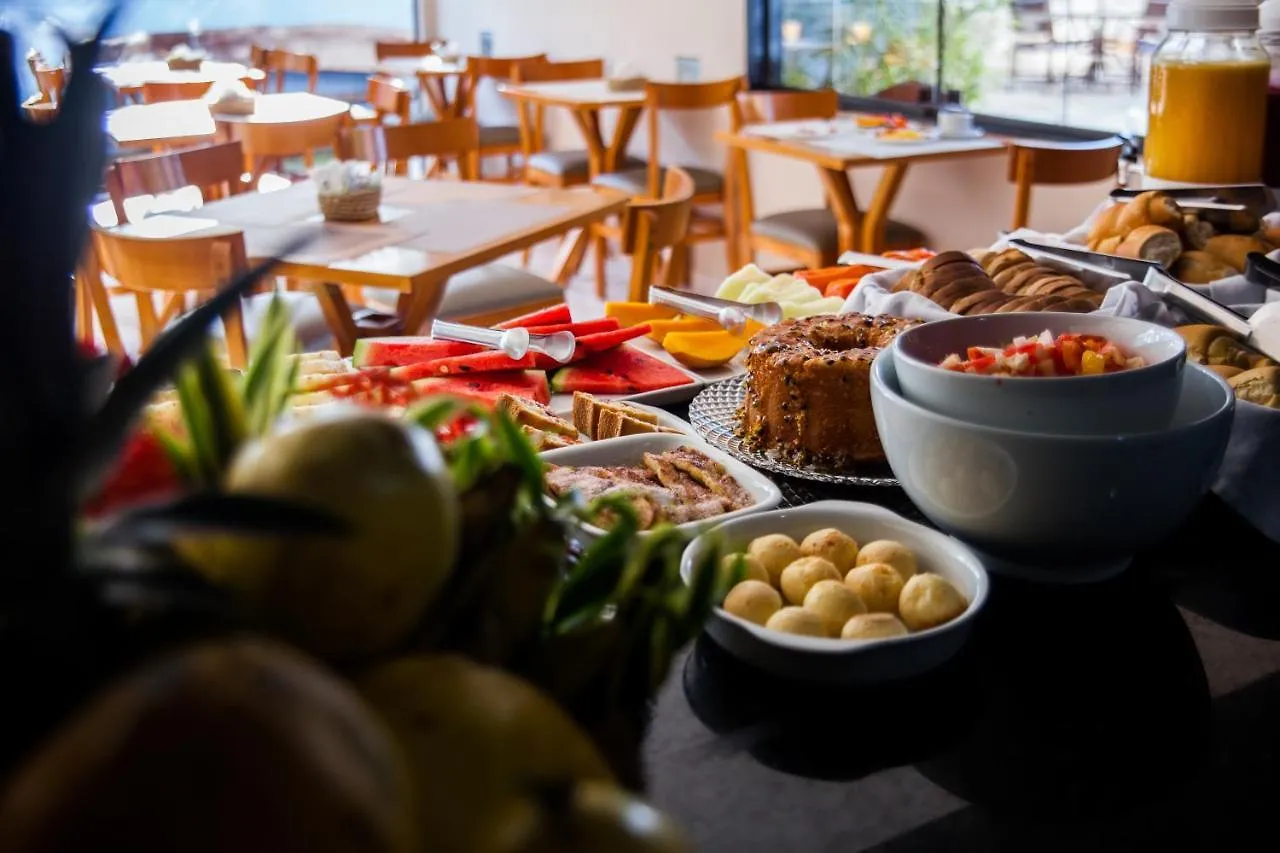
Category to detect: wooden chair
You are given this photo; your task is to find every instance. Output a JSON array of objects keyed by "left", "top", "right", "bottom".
[
  {"left": 375, "top": 40, "right": 438, "bottom": 61},
  {"left": 1008, "top": 137, "right": 1124, "bottom": 230},
  {"left": 512, "top": 58, "right": 643, "bottom": 188},
  {"left": 88, "top": 225, "right": 251, "bottom": 367},
  {"left": 234, "top": 114, "right": 346, "bottom": 182},
  {"left": 33, "top": 65, "right": 67, "bottom": 105},
  {"left": 338, "top": 118, "right": 480, "bottom": 179},
  {"left": 104, "top": 140, "right": 248, "bottom": 224},
  {"left": 267, "top": 50, "right": 319, "bottom": 93},
  {"left": 358, "top": 76, "right": 413, "bottom": 125},
  {"left": 621, "top": 167, "right": 695, "bottom": 302},
  {"left": 460, "top": 53, "right": 548, "bottom": 179},
  {"left": 140, "top": 80, "right": 214, "bottom": 103},
  {"left": 591, "top": 76, "right": 745, "bottom": 293}
]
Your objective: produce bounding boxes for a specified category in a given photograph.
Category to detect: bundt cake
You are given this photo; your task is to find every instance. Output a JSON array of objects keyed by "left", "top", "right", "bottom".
[{"left": 738, "top": 313, "right": 920, "bottom": 469}]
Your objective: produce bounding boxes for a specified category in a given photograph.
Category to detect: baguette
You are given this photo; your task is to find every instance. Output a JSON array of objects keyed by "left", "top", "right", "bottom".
[
  {"left": 994, "top": 295, "right": 1041, "bottom": 312},
  {"left": 1203, "top": 234, "right": 1270, "bottom": 273},
  {"left": 985, "top": 249, "right": 1034, "bottom": 278},
  {"left": 1228, "top": 365, "right": 1280, "bottom": 409},
  {"left": 951, "top": 288, "right": 1009, "bottom": 315},
  {"left": 1176, "top": 324, "right": 1254, "bottom": 369},
  {"left": 1115, "top": 224, "right": 1182, "bottom": 267},
  {"left": 932, "top": 278, "right": 988, "bottom": 309},
  {"left": 1181, "top": 214, "right": 1215, "bottom": 250},
  {"left": 1094, "top": 235, "right": 1123, "bottom": 254},
  {"left": 1115, "top": 191, "right": 1183, "bottom": 234},
  {"left": 1086, "top": 203, "right": 1125, "bottom": 247},
  {"left": 1171, "top": 250, "right": 1238, "bottom": 284},
  {"left": 993, "top": 264, "right": 1034, "bottom": 291}
]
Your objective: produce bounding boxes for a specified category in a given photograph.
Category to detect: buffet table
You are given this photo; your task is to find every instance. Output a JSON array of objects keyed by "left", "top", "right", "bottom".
[{"left": 644, "top": 395, "right": 1280, "bottom": 852}]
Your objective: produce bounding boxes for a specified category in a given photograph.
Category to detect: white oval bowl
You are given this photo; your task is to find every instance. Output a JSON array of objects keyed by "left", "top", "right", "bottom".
[
  {"left": 892, "top": 312, "right": 1187, "bottom": 435},
  {"left": 681, "top": 500, "right": 989, "bottom": 684},
  {"left": 541, "top": 432, "right": 782, "bottom": 543}
]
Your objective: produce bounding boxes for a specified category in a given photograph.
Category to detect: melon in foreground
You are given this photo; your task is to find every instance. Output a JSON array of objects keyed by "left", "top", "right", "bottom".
[
  {"left": 550, "top": 346, "right": 694, "bottom": 395},
  {"left": 352, "top": 337, "right": 482, "bottom": 367}
]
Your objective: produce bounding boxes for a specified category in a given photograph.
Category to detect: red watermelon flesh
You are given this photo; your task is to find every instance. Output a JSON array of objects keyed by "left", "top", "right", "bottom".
[
  {"left": 493, "top": 304, "right": 572, "bottom": 330},
  {"left": 524, "top": 318, "right": 620, "bottom": 337},
  {"left": 416, "top": 350, "right": 542, "bottom": 375},
  {"left": 414, "top": 371, "right": 550, "bottom": 406},
  {"left": 574, "top": 324, "right": 652, "bottom": 353},
  {"left": 352, "top": 337, "right": 482, "bottom": 367},
  {"left": 550, "top": 345, "right": 694, "bottom": 395}
]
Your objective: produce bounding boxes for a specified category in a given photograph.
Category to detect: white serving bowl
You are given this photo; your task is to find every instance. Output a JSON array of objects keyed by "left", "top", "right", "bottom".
[
  {"left": 871, "top": 349, "right": 1235, "bottom": 581},
  {"left": 681, "top": 500, "right": 989, "bottom": 684},
  {"left": 540, "top": 432, "right": 782, "bottom": 543},
  {"left": 892, "top": 312, "right": 1187, "bottom": 435}
]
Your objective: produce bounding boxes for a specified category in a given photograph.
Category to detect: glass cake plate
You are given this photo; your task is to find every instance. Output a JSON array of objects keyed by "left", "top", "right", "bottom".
[{"left": 688, "top": 376, "right": 900, "bottom": 488}]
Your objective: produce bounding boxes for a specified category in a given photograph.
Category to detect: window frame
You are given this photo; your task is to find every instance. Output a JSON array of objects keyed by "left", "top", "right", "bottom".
[{"left": 745, "top": 0, "right": 1137, "bottom": 144}]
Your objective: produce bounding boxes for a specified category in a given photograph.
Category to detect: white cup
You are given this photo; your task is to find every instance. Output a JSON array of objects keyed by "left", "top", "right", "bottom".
[{"left": 937, "top": 107, "right": 976, "bottom": 139}]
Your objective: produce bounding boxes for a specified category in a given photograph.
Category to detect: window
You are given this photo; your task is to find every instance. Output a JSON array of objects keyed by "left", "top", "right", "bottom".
[{"left": 754, "top": 0, "right": 1161, "bottom": 135}]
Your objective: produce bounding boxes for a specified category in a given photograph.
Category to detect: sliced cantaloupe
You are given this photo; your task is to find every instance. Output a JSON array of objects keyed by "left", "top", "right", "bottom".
[
  {"left": 604, "top": 301, "right": 678, "bottom": 328},
  {"left": 646, "top": 316, "right": 721, "bottom": 343},
  {"left": 663, "top": 327, "right": 754, "bottom": 369}
]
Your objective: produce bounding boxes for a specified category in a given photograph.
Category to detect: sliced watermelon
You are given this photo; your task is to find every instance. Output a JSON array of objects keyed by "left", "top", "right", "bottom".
[
  {"left": 574, "top": 324, "right": 652, "bottom": 354},
  {"left": 414, "top": 371, "right": 550, "bottom": 406},
  {"left": 524, "top": 318, "right": 620, "bottom": 337},
  {"left": 415, "top": 350, "right": 543, "bottom": 376},
  {"left": 493, "top": 304, "right": 572, "bottom": 330},
  {"left": 352, "top": 337, "right": 483, "bottom": 367},
  {"left": 550, "top": 345, "right": 694, "bottom": 395}
]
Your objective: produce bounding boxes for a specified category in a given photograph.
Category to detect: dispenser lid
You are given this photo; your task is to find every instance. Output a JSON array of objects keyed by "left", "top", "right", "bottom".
[{"left": 1167, "top": 0, "right": 1261, "bottom": 30}]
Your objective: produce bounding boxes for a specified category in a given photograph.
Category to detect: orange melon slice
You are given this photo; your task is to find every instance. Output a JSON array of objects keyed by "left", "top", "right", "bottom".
[
  {"left": 663, "top": 327, "right": 754, "bottom": 369},
  {"left": 604, "top": 301, "right": 679, "bottom": 328},
  {"left": 646, "top": 317, "right": 721, "bottom": 343}
]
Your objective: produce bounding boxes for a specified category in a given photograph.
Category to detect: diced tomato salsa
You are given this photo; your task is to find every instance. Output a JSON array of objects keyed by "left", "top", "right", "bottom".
[{"left": 937, "top": 330, "right": 1146, "bottom": 377}]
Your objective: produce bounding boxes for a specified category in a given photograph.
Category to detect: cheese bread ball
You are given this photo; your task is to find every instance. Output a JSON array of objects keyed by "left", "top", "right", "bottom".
[
  {"left": 856, "top": 540, "right": 918, "bottom": 582},
  {"left": 844, "top": 563, "right": 905, "bottom": 614},
  {"left": 721, "top": 552, "right": 770, "bottom": 586},
  {"left": 780, "top": 556, "right": 841, "bottom": 605},
  {"left": 841, "top": 613, "right": 910, "bottom": 640},
  {"left": 748, "top": 534, "right": 803, "bottom": 586},
  {"left": 723, "top": 580, "right": 782, "bottom": 626},
  {"left": 898, "top": 573, "right": 968, "bottom": 631},
  {"left": 803, "top": 580, "right": 867, "bottom": 637},
  {"left": 800, "top": 528, "right": 859, "bottom": 573},
  {"left": 764, "top": 606, "right": 826, "bottom": 638}
]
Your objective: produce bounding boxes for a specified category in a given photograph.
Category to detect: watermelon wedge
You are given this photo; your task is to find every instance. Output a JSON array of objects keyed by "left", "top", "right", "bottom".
[
  {"left": 574, "top": 324, "right": 652, "bottom": 354},
  {"left": 414, "top": 371, "right": 550, "bottom": 406},
  {"left": 493, "top": 304, "right": 572, "bottom": 330},
  {"left": 416, "top": 350, "right": 543, "bottom": 375},
  {"left": 550, "top": 346, "right": 694, "bottom": 395},
  {"left": 352, "top": 337, "right": 482, "bottom": 367},
  {"left": 524, "top": 318, "right": 620, "bottom": 337}
]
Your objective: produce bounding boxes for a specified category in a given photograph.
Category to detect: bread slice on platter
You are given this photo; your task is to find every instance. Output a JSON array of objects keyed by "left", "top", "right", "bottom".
[
  {"left": 497, "top": 394, "right": 578, "bottom": 437},
  {"left": 571, "top": 391, "right": 660, "bottom": 438}
]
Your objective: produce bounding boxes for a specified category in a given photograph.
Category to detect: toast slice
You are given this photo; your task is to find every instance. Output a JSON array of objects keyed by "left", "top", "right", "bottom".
[
  {"left": 571, "top": 391, "right": 660, "bottom": 439},
  {"left": 497, "top": 394, "right": 578, "bottom": 437},
  {"left": 521, "top": 425, "right": 579, "bottom": 450},
  {"left": 596, "top": 408, "right": 663, "bottom": 439}
]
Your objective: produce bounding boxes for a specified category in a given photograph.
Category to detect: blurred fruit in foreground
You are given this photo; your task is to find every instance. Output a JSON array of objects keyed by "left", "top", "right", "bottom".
[
  {"left": 0, "top": 639, "right": 416, "bottom": 853},
  {"left": 185, "top": 411, "right": 458, "bottom": 662},
  {"left": 82, "top": 430, "right": 181, "bottom": 519},
  {"left": 359, "top": 655, "right": 612, "bottom": 853},
  {"left": 491, "top": 780, "right": 692, "bottom": 853}
]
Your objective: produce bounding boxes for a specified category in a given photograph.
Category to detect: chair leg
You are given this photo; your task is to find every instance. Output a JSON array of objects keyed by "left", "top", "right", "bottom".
[{"left": 593, "top": 230, "right": 609, "bottom": 298}]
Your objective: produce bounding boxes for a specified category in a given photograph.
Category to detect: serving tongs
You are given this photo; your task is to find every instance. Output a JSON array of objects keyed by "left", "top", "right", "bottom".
[
  {"left": 1246, "top": 251, "right": 1280, "bottom": 292},
  {"left": 430, "top": 319, "right": 576, "bottom": 363},
  {"left": 648, "top": 286, "right": 783, "bottom": 335},
  {"left": 1007, "top": 237, "right": 1160, "bottom": 283},
  {"left": 1109, "top": 184, "right": 1276, "bottom": 215},
  {"left": 1143, "top": 267, "right": 1280, "bottom": 364}
]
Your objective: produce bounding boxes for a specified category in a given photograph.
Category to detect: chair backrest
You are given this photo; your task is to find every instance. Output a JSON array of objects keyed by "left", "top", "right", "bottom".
[
  {"left": 269, "top": 50, "right": 319, "bottom": 93},
  {"left": 237, "top": 114, "right": 346, "bottom": 173},
  {"left": 141, "top": 80, "right": 213, "bottom": 103},
  {"left": 461, "top": 53, "right": 547, "bottom": 119},
  {"left": 621, "top": 166, "right": 695, "bottom": 302},
  {"left": 376, "top": 40, "right": 437, "bottom": 61},
  {"left": 512, "top": 58, "right": 604, "bottom": 84},
  {"left": 249, "top": 44, "right": 273, "bottom": 69},
  {"left": 339, "top": 118, "right": 480, "bottom": 178},
  {"left": 643, "top": 77, "right": 745, "bottom": 197},
  {"left": 1008, "top": 137, "right": 1124, "bottom": 229},
  {"left": 33, "top": 65, "right": 67, "bottom": 105},
  {"left": 90, "top": 224, "right": 251, "bottom": 366},
  {"left": 876, "top": 81, "right": 934, "bottom": 104},
  {"left": 739, "top": 88, "right": 838, "bottom": 124},
  {"left": 366, "top": 76, "right": 412, "bottom": 124},
  {"left": 105, "top": 141, "right": 247, "bottom": 224}
]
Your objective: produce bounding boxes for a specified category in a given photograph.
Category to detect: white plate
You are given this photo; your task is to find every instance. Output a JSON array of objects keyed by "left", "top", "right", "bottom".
[
  {"left": 681, "top": 500, "right": 989, "bottom": 684},
  {"left": 550, "top": 400, "right": 694, "bottom": 441},
  {"left": 540, "top": 433, "right": 783, "bottom": 542}
]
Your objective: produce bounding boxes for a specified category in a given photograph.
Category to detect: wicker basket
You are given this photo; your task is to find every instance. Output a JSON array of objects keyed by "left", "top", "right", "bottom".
[
  {"left": 166, "top": 56, "right": 204, "bottom": 71},
  {"left": 318, "top": 187, "right": 382, "bottom": 222}
]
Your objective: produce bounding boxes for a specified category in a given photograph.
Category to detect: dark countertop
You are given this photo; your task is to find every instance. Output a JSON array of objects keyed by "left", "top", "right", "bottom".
[{"left": 643, "top": 404, "right": 1280, "bottom": 852}]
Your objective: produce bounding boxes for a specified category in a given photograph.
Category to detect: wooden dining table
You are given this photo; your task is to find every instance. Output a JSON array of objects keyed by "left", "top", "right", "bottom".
[
  {"left": 105, "top": 92, "right": 353, "bottom": 150},
  {"left": 717, "top": 118, "right": 1010, "bottom": 254},
  {"left": 157, "top": 177, "right": 628, "bottom": 354},
  {"left": 379, "top": 57, "right": 469, "bottom": 119},
  {"left": 95, "top": 60, "right": 267, "bottom": 102}
]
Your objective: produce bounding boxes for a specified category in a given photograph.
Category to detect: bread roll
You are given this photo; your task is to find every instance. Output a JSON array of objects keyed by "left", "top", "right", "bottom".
[
  {"left": 1263, "top": 223, "right": 1280, "bottom": 246},
  {"left": 1228, "top": 365, "right": 1280, "bottom": 409},
  {"left": 1180, "top": 214, "right": 1215, "bottom": 250},
  {"left": 1086, "top": 203, "right": 1125, "bottom": 247},
  {"left": 1171, "top": 250, "right": 1239, "bottom": 284},
  {"left": 1116, "top": 191, "right": 1183, "bottom": 234},
  {"left": 1095, "top": 235, "right": 1123, "bottom": 255},
  {"left": 1200, "top": 207, "right": 1261, "bottom": 235},
  {"left": 1205, "top": 364, "right": 1244, "bottom": 380},
  {"left": 1203, "top": 234, "right": 1270, "bottom": 272},
  {"left": 1116, "top": 224, "right": 1182, "bottom": 267},
  {"left": 1176, "top": 324, "right": 1254, "bottom": 369},
  {"left": 922, "top": 250, "right": 981, "bottom": 274}
]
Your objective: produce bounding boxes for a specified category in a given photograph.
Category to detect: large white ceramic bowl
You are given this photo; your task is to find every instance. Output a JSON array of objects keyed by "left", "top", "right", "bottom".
[
  {"left": 681, "top": 500, "right": 989, "bottom": 684},
  {"left": 871, "top": 349, "right": 1235, "bottom": 581},
  {"left": 892, "top": 312, "right": 1187, "bottom": 435},
  {"left": 541, "top": 432, "right": 782, "bottom": 543}
]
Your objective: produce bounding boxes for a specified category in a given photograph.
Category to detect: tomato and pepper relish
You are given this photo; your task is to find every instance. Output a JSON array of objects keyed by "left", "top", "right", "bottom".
[{"left": 937, "top": 330, "right": 1146, "bottom": 377}]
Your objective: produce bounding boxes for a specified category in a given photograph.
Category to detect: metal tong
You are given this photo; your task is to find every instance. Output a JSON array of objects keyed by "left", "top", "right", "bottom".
[
  {"left": 1143, "top": 267, "right": 1280, "bottom": 364},
  {"left": 1109, "top": 184, "right": 1276, "bottom": 215},
  {"left": 648, "top": 286, "right": 783, "bottom": 335},
  {"left": 1007, "top": 238, "right": 1159, "bottom": 283},
  {"left": 430, "top": 319, "right": 576, "bottom": 363}
]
